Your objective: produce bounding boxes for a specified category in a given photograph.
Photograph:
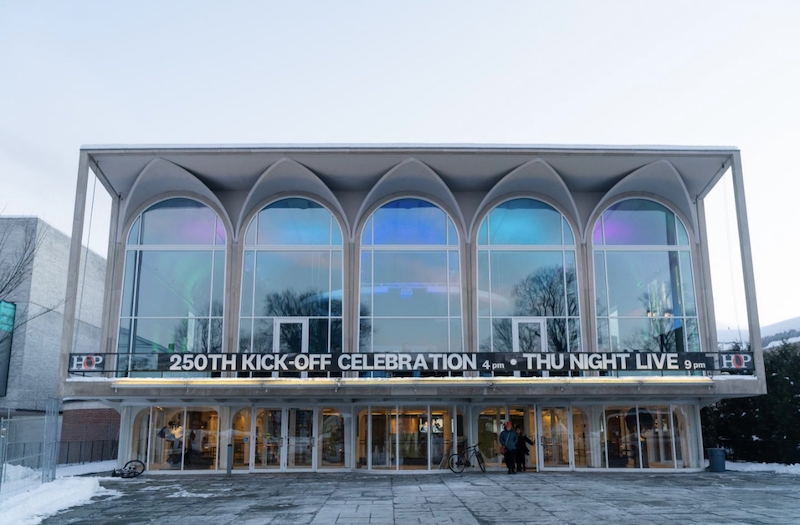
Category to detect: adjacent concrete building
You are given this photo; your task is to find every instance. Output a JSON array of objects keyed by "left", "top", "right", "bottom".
[{"left": 59, "top": 145, "right": 764, "bottom": 473}]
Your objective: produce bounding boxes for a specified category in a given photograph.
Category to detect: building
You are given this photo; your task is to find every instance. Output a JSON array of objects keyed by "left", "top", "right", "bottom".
[
  {"left": 58, "top": 145, "right": 764, "bottom": 473},
  {"left": 0, "top": 217, "right": 117, "bottom": 465}
]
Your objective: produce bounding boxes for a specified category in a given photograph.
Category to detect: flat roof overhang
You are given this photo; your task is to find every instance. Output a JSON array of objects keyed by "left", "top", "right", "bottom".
[{"left": 81, "top": 143, "right": 737, "bottom": 199}]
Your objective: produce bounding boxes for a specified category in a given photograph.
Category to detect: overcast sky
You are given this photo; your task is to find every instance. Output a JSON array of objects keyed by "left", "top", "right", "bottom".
[{"left": 1, "top": 1, "right": 798, "bottom": 329}]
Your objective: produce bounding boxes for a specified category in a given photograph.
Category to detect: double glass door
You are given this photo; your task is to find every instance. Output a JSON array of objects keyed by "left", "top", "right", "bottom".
[{"left": 252, "top": 407, "right": 346, "bottom": 471}]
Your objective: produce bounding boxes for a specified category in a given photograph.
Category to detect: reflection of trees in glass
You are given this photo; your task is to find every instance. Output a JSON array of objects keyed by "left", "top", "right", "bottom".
[
  {"left": 490, "top": 265, "right": 578, "bottom": 352},
  {"left": 620, "top": 292, "right": 683, "bottom": 352},
  {"left": 174, "top": 300, "right": 224, "bottom": 353}
]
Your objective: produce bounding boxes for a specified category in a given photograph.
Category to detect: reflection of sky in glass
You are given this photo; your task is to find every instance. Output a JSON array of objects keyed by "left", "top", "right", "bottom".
[
  {"left": 599, "top": 200, "right": 678, "bottom": 246},
  {"left": 367, "top": 199, "right": 448, "bottom": 245},
  {"left": 139, "top": 198, "right": 221, "bottom": 245},
  {"left": 254, "top": 198, "right": 340, "bottom": 246},
  {"left": 480, "top": 199, "right": 563, "bottom": 245},
  {"left": 135, "top": 251, "right": 213, "bottom": 317},
  {"left": 605, "top": 251, "right": 675, "bottom": 317},
  {"left": 371, "top": 251, "right": 449, "bottom": 316},
  {"left": 371, "top": 318, "right": 450, "bottom": 352},
  {"left": 486, "top": 251, "right": 564, "bottom": 317},
  {"left": 254, "top": 251, "right": 331, "bottom": 315}
]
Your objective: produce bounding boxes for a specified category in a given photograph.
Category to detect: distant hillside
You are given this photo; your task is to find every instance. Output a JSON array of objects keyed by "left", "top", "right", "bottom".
[{"left": 717, "top": 316, "right": 800, "bottom": 346}]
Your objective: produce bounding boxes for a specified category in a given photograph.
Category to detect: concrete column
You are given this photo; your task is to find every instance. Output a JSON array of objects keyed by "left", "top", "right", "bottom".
[
  {"left": 695, "top": 198, "right": 718, "bottom": 353},
  {"left": 58, "top": 152, "right": 90, "bottom": 394},
  {"left": 730, "top": 152, "right": 765, "bottom": 392}
]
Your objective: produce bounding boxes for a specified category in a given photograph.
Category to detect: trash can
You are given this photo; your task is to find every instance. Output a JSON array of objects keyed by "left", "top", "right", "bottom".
[{"left": 707, "top": 448, "right": 726, "bottom": 472}]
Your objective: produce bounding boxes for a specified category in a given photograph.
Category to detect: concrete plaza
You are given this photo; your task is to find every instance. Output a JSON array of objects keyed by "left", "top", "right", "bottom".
[{"left": 41, "top": 470, "right": 800, "bottom": 525}]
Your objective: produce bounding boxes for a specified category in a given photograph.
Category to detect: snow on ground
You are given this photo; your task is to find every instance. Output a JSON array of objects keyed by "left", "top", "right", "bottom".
[{"left": 1, "top": 460, "right": 800, "bottom": 525}]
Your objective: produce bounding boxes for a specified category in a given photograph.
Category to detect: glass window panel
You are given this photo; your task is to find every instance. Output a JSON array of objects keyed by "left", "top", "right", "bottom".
[
  {"left": 135, "top": 251, "right": 213, "bottom": 318},
  {"left": 547, "top": 318, "right": 568, "bottom": 352},
  {"left": 254, "top": 252, "right": 331, "bottom": 317},
  {"left": 565, "top": 251, "right": 578, "bottom": 316},
  {"left": 601, "top": 199, "right": 677, "bottom": 246},
  {"left": 330, "top": 319, "right": 343, "bottom": 353},
  {"left": 448, "top": 251, "right": 461, "bottom": 317},
  {"left": 309, "top": 318, "right": 329, "bottom": 353},
  {"left": 117, "top": 321, "right": 131, "bottom": 377},
  {"left": 238, "top": 318, "right": 252, "bottom": 353},
  {"left": 331, "top": 218, "right": 343, "bottom": 245},
  {"left": 244, "top": 221, "right": 256, "bottom": 245},
  {"left": 127, "top": 217, "right": 140, "bottom": 246},
  {"left": 359, "top": 251, "right": 372, "bottom": 316},
  {"left": 215, "top": 217, "right": 226, "bottom": 246},
  {"left": 477, "top": 219, "right": 488, "bottom": 245},
  {"left": 486, "top": 199, "right": 562, "bottom": 245},
  {"left": 592, "top": 219, "right": 603, "bottom": 245},
  {"left": 212, "top": 251, "right": 225, "bottom": 315},
  {"left": 685, "top": 318, "right": 700, "bottom": 352},
  {"left": 240, "top": 252, "right": 254, "bottom": 317},
  {"left": 132, "top": 318, "right": 192, "bottom": 354},
  {"left": 252, "top": 318, "right": 274, "bottom": 352},
  {"left": 121, "top": 251, "right": 137, "bottom": 317},
  {"left": 372, "top": 199, "right": 447, "bottom": 245},
  {"left": 489, "top": 251, "right": 565, "bottom": 317},
  {"left": 256, "top": 198, "right": 333, "bottom": 245},
  {"left": 605, "top": 251, "right": 675, "bottom": 318},
  {"left": 398, "top": 407, "right": 427, "bottom": 470},
  {"left": 361, "top": 216, "right": 373, "bottom": 245},
  {"left": 331, "top": 251, "right": 343, "bottom": 316},
  {"left": 359, "top": 319, "right": 372, "bottom": 352},
  {"left": 477, "top": 251, "right": 490, "bottom": 316},
  {"left": 320, "top": 409, "right": 346, "bottom": 468},
  {"left": 568, "top": 318, "right": 581, "bottom": 352},
  {"left": 184, "top": 408, "right": 218, "bottom": 470},
  {"left": 605, "top": 406, "right": 639, "bottom": 468},
  {"left": 210, "top": 319, "right": 223, "bottom": 353},
  {"left": 141, "top": 198, "right": 217, "bottom": 245},
  {"left": 614, "top": 318, "right": 683, "bottom": 353},
  {"left": 563, "top": 217, "right": 574, "bottom": 245},
  {"left": 491, "top": 318, "right": 512, "bottom": 352},
  {"left": 596, "top": 318, "right": 610, "bottom": 352},
  {"left": 371, "top": 318, "right": 450, "bottom": 352},
  {"left": 450, "top": 319, "right": 463, "bottom": 352},
  {"left": 594, "top": 252, "right": 608, "bottom": 316},
  {"left": 677, "top": 219, "right": 689, "bottom": 245},
  {"left": 372, "top": 251, "right": 448, "bottom": 317},
  {"left": 447, "top": 218, "right": 458, "bottom": 246},
  {"left": 478, "top": 317, "right": 491, "bottom": 352},
  {"left": 679, "top": 252, "right": 697, "bottom": 316}
]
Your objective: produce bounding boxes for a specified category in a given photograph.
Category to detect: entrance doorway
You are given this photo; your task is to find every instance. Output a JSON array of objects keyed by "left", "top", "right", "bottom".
[{"left": 539, "top": 406, "right": 571, "bottom": 469}]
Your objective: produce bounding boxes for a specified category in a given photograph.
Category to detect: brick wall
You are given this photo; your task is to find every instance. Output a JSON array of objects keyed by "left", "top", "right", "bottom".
[{"left": 61, "top": 408, "right": 120, "bottom": 441}]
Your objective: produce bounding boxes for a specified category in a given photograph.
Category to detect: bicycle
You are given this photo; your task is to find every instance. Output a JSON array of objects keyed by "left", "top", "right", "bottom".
[
  {"left": 448, "top": 444, "right": 485, "bottom": 473},
  {"left": 111, "top": 459, "right": 145, "bottom": 478}
]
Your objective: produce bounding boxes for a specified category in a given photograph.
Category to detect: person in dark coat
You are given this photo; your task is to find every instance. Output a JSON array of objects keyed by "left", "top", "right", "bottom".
[
  {"left": 499, "top": 421, "right": 518, "bottom": 474},
  {"left": 514, "top": 425, "right": 534, "bottom": 472}
]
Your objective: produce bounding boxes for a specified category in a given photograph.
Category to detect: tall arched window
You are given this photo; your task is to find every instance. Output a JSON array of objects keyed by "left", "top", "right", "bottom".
[
  {"left": 359, "top": 199, "right": 462, "bottom": 371},
  {"left": 119, "top": 198, "right": 226, "bottom": 377},
  {"left": 476, "top": 199, "right": 580, "bottom": 366},
  {"left": 593, "top": 199, "right": 699, "bottom": 356},
  {"left": 239, "top": 198, "right": 343, "bottom": 375}
]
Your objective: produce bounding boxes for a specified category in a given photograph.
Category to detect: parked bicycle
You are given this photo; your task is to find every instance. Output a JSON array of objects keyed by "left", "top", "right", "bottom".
[
  {"left": 111, "top": 459, "right": 145, "bottom": 478},
  {"left": 448, "top": 443, "right": 485, "bottom": 473}
]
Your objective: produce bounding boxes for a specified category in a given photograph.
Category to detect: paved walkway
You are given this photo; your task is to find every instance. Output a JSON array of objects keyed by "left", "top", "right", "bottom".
[{"left": 42, "top": 470, "right": 800, "bottom": 525}]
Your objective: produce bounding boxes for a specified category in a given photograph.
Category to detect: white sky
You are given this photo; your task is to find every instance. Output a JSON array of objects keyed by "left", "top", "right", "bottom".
[{"left": 1, "top": 1, "right": 798, "bottom": 328}]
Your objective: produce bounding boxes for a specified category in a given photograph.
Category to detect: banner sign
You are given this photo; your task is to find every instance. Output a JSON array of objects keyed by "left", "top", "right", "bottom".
[
  {"left": 69, "top": 351, "right": 755, "bottom": 374},
  {"left": 0, "top": 300, "right": 15, "bottom": 396}
]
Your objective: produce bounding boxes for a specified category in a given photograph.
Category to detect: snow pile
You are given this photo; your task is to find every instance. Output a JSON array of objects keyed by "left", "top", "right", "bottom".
[
  {"left": 1, "top": 464, "right": 42, "bottom": 498},
  {"left": 0, "top": 477, "right": 101, "bottom": 525},
  {"left": 725, "top": 461, "right": 800, "bottom": 474}
]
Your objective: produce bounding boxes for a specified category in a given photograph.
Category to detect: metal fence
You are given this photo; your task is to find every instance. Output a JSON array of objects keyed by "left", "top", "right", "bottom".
[
  {"left": 0, "top": 399, "right": 59, "bottom": 499},
  {"left": 58, "top": 439, "right": 118, "bottom": 465}
]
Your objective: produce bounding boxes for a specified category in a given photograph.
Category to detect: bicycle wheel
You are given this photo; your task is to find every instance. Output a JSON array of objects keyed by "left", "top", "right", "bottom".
[
  {"left": 448, "top": 454, "right": 466, "bottom": 473},
  {"left": 123, "top": 459, "right": 145, "bottom": 478},
  {"left": 475, "top": 451, "right": 486, "bottom": 473}
]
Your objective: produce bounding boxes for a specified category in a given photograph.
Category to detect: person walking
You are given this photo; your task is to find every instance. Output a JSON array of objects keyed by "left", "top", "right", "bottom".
[
  {"left": 499, "top": 421, "right": 518, "bottom": 474},
  {"left": 515, "top": 425, "right": 534, "bottom": 472}
]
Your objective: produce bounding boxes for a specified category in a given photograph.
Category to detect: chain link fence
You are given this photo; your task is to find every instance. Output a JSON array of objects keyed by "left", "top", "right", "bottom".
[{"left": 0, "top": 399, "right": 59, "bottom": 499}]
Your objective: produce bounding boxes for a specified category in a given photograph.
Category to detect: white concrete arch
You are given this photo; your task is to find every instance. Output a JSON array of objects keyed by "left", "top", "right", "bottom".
[
  {"left": 354, "top": 158, "right": 465, "bottom": 242},
  {"left": 119, "top": 158, "right": 232, "bottom": 242},
  {"left": 588, "top": 160, "right": 698, "bottom": 244},
  {"left": 471, "top": 158, "right": 581, "bottom": 242},
  {"left": 237, "top": 158, "right": 349, "bottom": 242}
]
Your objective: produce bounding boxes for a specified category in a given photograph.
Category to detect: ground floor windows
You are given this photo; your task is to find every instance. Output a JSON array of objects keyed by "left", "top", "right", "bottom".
[{"left": 121, "top": 402, "right": 701, "bottom": 473}]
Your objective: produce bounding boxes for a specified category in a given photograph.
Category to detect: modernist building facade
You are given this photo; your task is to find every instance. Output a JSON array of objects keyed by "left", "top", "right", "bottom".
[{"left": 58, "top": 145, "right": 764, "bottom": 473}]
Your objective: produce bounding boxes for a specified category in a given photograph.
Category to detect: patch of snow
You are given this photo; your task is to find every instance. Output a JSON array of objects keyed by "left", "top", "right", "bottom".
[
  {"left": 1, "top": 464, "right": 42, "bottom": 498},
  {"left": 725, "top": 461, "right": 800, "bottom": 474},
  {"left": 0, "top": 477, "right": 102, "bottom": 525},
  {"left": 166, "top": 488, "right": 215, "bottom": 498},
  {"left": 57, "top": 460, "right": 118, "bottom": 478}
]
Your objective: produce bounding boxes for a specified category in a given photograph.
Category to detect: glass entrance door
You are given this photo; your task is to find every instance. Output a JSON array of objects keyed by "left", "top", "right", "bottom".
[
  {"left": 539, "top": 406, "right": 571, "bottom": 469},
  {"left": 274, "top": 318, "right": 308, "bottom": 378},
  {"left": 254, "top": 409, "right": 283, "bottom": 469},
  {"left": 287, "top": 408, "right": 315, "bottom": 469}
]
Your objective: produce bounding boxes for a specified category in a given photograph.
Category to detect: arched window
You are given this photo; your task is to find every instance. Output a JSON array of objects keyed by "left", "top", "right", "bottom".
[
  {"left": 359, "top": 199, "right": 461, "bottom": 374},
  {"left": 119, "top": 198, "right": 226, "bottom": 377},
  {"left": 239, "top": 198, "right": 343, "bottom": 376},
  {"left": 476, "top": 199, "right": 580, "bottom": 373},
  {"left": 593, "top": 199, "right": 699, "bottom": 357}
]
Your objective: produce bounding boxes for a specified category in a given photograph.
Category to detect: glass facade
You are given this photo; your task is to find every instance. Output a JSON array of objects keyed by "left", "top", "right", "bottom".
[
  {"left": 358, "top": 199, "right": 462, "bottom": 376},
  {"left": 239, "top": 198, "right": 343, "bottom": 378},
  {"left": 477, "top": 199, "right": 580, "bottom": 377},
  {"left": 593, "top": 199, "right": 700, "bottom": 367},
  {"left": 118, "top": 198, "right": 226, "bottom": 377}
]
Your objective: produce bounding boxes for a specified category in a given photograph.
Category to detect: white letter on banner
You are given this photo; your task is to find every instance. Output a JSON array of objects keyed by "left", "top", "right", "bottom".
[
  {"left": 207, "top": 354, "right": 222, "bottom": 370},
  {"left": 448, "top": 354, "right": 462, "bottom": 370},
  {"left": 399, "top": 354, "right": 412, "bottom": 370},
  {"left": 338, "top": 354, "right": 351, "bottom": 371},
  {"left": 222, "top": 354, "right": 236, "bottom": 371},
  {"left": 242, "top": 354, "right": 256, "bottom": 371},
  {"left": 414, "top": 354, "right": 428, "bottom": 370},
  {"left": 570, "top": 354, "right": 586, "bottom": 371},
  {"left": 463, "top": 354, "right": 476, "bottom": 370},
  {"left": 294, "top": 354, "right": 308, "bottom": 371}
]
